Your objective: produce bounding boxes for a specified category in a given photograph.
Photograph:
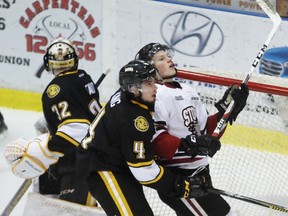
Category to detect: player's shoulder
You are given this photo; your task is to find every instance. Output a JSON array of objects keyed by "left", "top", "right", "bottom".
[
  {"left": 106, "top": 90, "right": 146, "bottom": 122},
  {"left": 156, "top": 82, "right": 178, "bottom": 96},
  {"left": 42, "top": 77, "right": 73, "bottom": 100},
  {"left": 107, "top": 90, "right": 132, "bottom": 114},
  {"left": 180, "top": 82, "right": 198, "bottom": 93},
  {"left": 102, "top": 91, "right": 127, "bottom": 126},
  {"left": 77, "top": 69, "right": 90, "bottom": 77},
  {"left": 53, "top": 69, "right": 91, "bottom": 86},
  {"left": 78, "top": 69, "right": 86, "bottom": 73},
  {"left": 155, "top": 82, "right": 169, "bottom": 93}
]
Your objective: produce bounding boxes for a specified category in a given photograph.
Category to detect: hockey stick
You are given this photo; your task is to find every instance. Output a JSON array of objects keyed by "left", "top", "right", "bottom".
[
  {"left": 35, "top": 64, "right": 46, "bottom": 78},
  {"left": 208, "top": 188, "right": 288, "bottom": 214},
  {"left": 95, "top": 68, "right": 111, "bottom": 88},
  {"left": 1, "top": 179, "right": 32, "bottom": 216},
  {"left": 212, "top": 0, "right": 282, "bottom": 138}
]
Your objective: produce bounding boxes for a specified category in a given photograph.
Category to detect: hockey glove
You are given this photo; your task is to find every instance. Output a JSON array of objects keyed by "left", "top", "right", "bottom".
[
  {"left": 179, "top": 134, "right": 221, "bottom": 158},
  {"left": 170, "top": 175, "right": 191, "bottom": 198},
  {"left": 188, "top": 171, "right": 212, "bottom": 198},
  {"left": 215, "top": 83, "right": 249, "bottom": 124},
  {"left": 171, "top": 172, "right": 212, "bottom": 198},
  {"left": 3, "top": 133, "right": 60, "bottom": 179}
]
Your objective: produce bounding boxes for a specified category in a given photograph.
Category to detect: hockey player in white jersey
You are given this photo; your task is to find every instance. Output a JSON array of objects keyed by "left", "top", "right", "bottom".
[{"left": 135, "top": 43, "right": 249, "bottom": 216}]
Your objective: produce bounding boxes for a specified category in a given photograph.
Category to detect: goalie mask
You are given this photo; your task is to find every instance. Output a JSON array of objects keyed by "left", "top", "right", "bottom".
[
  {"left": 135, "top": 43, "right": 174, "bottom": 63},
  {"left": 119, "top": 60, "right": 157, "bottom": 95},
  {"left": 43, "top": 37, "right": 78, "bottom": 72}
]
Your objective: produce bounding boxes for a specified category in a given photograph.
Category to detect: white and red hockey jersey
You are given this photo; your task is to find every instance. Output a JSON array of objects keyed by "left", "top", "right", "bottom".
[{"left": 152, "top": 81, "right": 210, "bottom": 171}]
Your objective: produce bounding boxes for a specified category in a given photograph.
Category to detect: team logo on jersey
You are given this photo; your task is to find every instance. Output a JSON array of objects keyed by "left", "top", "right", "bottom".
[
  {"left": 175, "top": 95, "right": 184, "bottom": 101},
  {"left": 134, "top": 116, "right": 149, "bottom": 132},
  {"left": 47, "top": 84, "right": 60, "bottom": 98},
  {"left": 182, "top": 106, "right": 200, "bottom": 134}
]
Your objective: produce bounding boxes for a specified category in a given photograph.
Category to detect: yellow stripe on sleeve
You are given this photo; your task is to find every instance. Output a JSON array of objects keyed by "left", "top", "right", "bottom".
[
  {"left": 55, "top": 131, "right": 79, "bottom": 147},
  {"left": 127, "top": 160, "right": 153, "bottom": 167}
]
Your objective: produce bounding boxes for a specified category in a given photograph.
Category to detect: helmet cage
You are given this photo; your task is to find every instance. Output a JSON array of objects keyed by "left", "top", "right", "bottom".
[
  {"left": 43, "top": 38, "right": 78, "bottom": 72},
  {"left": 135, "top": 43, "right": 174, "bottom": 62}
]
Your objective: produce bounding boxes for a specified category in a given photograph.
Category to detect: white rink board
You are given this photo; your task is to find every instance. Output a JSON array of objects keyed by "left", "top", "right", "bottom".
[{"left": 1, "top": 0, "right": 288, "bottom": 103}]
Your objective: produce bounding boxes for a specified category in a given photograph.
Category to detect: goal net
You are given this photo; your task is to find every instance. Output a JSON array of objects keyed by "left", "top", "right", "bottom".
[
  {"left": 143, "top": 67, "right": 288, "bottom": 216},
  {"left": 22, "top": 68, "right": 288, "bottom": 216}
]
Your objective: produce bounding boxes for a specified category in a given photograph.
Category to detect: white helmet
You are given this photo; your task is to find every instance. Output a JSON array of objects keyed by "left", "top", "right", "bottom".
[{"left": 43, "top": 37, "right": 78, "bottom": 72}]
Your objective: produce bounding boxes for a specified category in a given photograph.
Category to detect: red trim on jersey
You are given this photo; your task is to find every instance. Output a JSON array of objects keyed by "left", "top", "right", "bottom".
[
  {"left": 164, "top": 81, "right": 182, "bottom": 89},
  {"left": 206, "top": 113, "right": 225, "bottom": 138},
  {"left": 152, "top": 131, "right": 181, "bottom": 160},
  {"left": 186, "top": 198, "right": 204, "bottom": 216},
  {"left": 206, "top": 113, "right": 218, "bottom": 135}
]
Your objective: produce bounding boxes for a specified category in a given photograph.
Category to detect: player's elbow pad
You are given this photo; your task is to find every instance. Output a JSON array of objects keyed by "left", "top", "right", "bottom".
[{"left": 4, "top": 133, "right": 60, "bottom": 179}]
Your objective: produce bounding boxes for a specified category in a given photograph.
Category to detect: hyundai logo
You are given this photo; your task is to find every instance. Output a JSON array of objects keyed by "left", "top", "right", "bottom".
[{"left": 161, "top": 11, "right": 224, "bottom": 57}]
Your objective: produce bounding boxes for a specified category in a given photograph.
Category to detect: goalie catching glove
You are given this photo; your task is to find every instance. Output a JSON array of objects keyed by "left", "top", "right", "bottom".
[
  {"left": 3, "top": 133, "right": 62, "bottom": 179},
  {"left": 215, "top": 83, "right": 249, "bottom": 125},
  {"left": 171, "top": 170, "right": 212, "bottom": 198},
  {"left": 179, "top": 134, "right": 221, "bottom": 158}
]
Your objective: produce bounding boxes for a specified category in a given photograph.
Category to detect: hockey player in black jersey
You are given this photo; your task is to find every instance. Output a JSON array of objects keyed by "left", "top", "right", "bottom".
[
  {"left": 39, "top": 37, "right": 101, "bottom": 205},
  {"left": 78, "top": 60, "right": 213, "bottom": 216},
  {"left": 4, "top": 37, "right": 101, "bottom": 206}
]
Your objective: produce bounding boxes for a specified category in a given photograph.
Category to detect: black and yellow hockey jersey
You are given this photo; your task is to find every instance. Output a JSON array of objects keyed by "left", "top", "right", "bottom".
[
  {"left": 42, "top": 69, "right": 101, "bottom": 164},
  {"left": 82, "top": 89, "right": 180, "bottom": 194}
]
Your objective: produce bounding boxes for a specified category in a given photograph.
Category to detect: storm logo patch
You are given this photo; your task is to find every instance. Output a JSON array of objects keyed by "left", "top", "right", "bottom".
[
  {"left": 134, "top": 116, "right": 149, "bottom": 132},
  {"left": 47, "top": 84, "right": 60, "bottom": 98}
]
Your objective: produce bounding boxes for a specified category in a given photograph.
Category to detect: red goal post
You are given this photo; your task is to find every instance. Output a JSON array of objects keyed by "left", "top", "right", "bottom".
[{"left": 177, "top": 68, "right": 288, "bottom": 96}]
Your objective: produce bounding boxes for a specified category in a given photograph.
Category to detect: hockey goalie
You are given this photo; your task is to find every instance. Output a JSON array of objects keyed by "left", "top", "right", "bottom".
[{"left": 3, "top": 133, "right": 61, "bottom": 179}]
